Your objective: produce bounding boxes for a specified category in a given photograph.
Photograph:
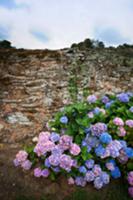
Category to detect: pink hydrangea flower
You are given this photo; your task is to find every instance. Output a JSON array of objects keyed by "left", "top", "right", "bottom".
[
  {"left": 34, "top": 167, "right": 42, "bottom": 177},
  {"left": 105, "top": 162, "right": 115, "bottom": 171},
  {"left": 93, "top": 165, "right": 102, "bottom": 177},
  {"left": 117, "top": 126, "right": 126, "bottom": 137},
  {"left": 60, "top": 154, "right": 73, "bottom": 172},
  {"left": 128, "top": 171, "right": 133, "bottom": 186},
  {"left": 125, "top": 120, "right": 133, "bottom": 128},
  {"left": 59, "top": 135, "right": 73, "bottom": 150},
  {"left": 113, "top": 117, "right": 124, "bottom": 126},
  {"left": 38, "top": 131, "right": 50, "bottom": 143},
  {"left": 87, "top": 112, "right": 94, "bottom": 118},
  {"left": 34, "top": 141, "right": 55, "bottom": 156},
  {"left": 70, "top": 143, "right": 81, "bottom": 156},
  {"left": 68, "top": 177, "right": 75, "bottom": 185},
  {"left": 16, "top": 150, "right": 28, "bottom": 163},
  {"left": 128, "top": 187, "right": 133, "bottom": 198},
  {"left": 21, "top": 160, "right": 32, "bottom": 170}
]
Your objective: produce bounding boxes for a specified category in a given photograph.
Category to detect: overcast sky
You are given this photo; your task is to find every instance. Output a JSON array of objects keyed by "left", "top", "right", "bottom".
[{"left": 0, "top": 0, "right": 133, "bottom": 49}]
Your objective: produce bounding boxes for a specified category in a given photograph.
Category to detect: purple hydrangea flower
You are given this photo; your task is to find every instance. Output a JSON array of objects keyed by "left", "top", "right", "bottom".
[
  {"left": 41, "top": 169, "right": 50, "bottom": 177},
  {"left": 91, "top": 123, "right": 107, "bottom": 137},
  {"left": 85, "top": 170, "right": 95, "bottom": 182},
  {"left": 102, "top": 96, "right": 109, "bottom": 104},
  {"left": 60, "top": 116, "right": 68, "bottom": 124},
  {"left": 87, "top": 95, "right": 97, "bottom": 103},
  {"left": 75, "top": 176, "right": 86, "bottom": 187},
  {"left": 48, "top": 154, "right": 60, "bottom": 166},
  {"left": 125, "top": 120, "right": 133, "bottom": 128},
  {"left": 85, "top": 136, "right": 99, "bottom": 148},
  {"left": 21, "top": 160, "right": 32, "bottom": 170},
  {"left": 13, "top": 158, "right": 20, "bottom": 167},
  {"left": 100, "top": 172, "right": 110, "bottom": 184},
  {"left": 107, "top": 140, "right": 122, "bottom": 158},
  {"left": 94, "top": 177, "right": 103, "bottom": 189},
  {"left": 85, "top": 159, "right": 95, "bottom": 169},
  {"left": 128, "top": 172, "right": 133, "bottom": 186},
  {"left": 34, "top": 168, "right": 42, "bottom": 177},
  {"left": 52, "top": 145, "right": 64, "bottom": 155}
]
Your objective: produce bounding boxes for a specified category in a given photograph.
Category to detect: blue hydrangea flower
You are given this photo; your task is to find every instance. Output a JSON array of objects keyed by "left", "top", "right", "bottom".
[
  {"left": 44, "top": 158, "right": 51, "bottom": 168},
  {"left": 60, "top": 116, "right": 68, "bottom": 124},
  {"left": 100, "top": 132, "right": 112, "bottom": 144},
  {"left": 85, "top": 159, "right": 95, "bottom": 169},
  {"left": 79, "top": 166, "right": 87, "bottom": 174},
  {"left": 95, "top": 145, "right": 105, "bottom": 157},
  {"left": 50, "top": 132, "right": 60, "bottom": 142},
  {"left": 125, "top": 147, "right": 133, "bottom": 158},
  {"left": 93, "top": 107, "right": 100, "bottom": 115},
  {"left": 117, "top": 93, "right": 129, "bottom": 103},
  {"left": 105, "top": 100, "right": 114, "bottom": 109},
  {"left": 111, "top": 167, "right": 121, "bottom": 179}
]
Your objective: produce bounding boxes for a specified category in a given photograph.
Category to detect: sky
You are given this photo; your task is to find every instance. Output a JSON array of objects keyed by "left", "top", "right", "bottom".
[{"left": 0, "top": 0, "right": 133, "bottom": 49}]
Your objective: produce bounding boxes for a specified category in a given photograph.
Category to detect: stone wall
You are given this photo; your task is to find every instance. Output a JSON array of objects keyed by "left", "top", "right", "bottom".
[{"left": 0, "top": 47, "right": 133, "bottom": 144}]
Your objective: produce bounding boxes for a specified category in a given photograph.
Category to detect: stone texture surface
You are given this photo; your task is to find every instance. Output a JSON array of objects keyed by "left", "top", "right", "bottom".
[{"left": 0, "top": 47, "right": 133, "bottom": 144}]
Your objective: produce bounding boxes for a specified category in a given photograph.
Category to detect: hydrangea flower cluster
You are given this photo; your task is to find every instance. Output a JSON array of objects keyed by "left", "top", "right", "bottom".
[
  {"left": 14, "top": 131, "right": 81, "bottom": 175},
  {"left": 13, "top": 150, "right": 32, "bottom": 170},
  {"left": 13, "top": 92, "right": 133, "bottom": 198}
]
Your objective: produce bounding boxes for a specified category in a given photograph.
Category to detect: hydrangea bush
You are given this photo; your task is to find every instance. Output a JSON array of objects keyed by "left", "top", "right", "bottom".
[{"left": 13, "top": 92, "right": 133, "bottom": 197}]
